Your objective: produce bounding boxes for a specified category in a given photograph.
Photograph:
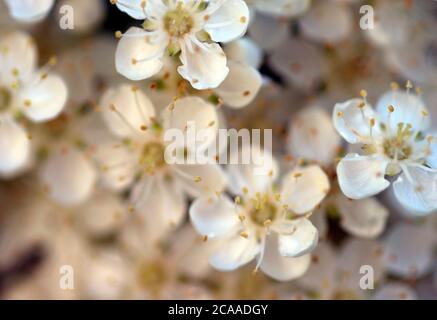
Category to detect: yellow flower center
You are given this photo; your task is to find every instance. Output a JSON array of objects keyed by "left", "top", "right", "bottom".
[
  {"left": 138, "top": 261, "right": 166, "bottom": 291},
  {"left": 0, "top": 86, "right": 12, "bottom": 112},
  {"left": 140, "top": 142, "right": 166, "bottom": 173},
  {"left": 248, "top": 194, "right": 277, "bottom": 227},
  {"left": 163, "top": 5, "right": 194, "bottom": 38}
]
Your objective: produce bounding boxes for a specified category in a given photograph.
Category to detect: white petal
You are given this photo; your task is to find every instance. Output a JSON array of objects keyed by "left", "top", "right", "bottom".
[
  {"left": 276, "top": 218, "right": 318, "bottom": 257},
  {"left": 224, "top": 38, "right": 262, "bottom": 69},
  {"left": 336, "top": 194, "right": 388, "bottom": 238},
  {"left": 337, "top": 154, "right": 390, "bottom": 199},
  {"left": 5, "top": 0, "right": 54, "bottom": 22},
  {"left": 133, "top": 176, "right": 187, "bottom": 239},
  {"left": 41, "top": 149, "right": 97, "bottom": 206},
  {"left": 227, "top": 144, "right": 278, "bottom": 195},
  {"left": 204, "top": 0, "right": 249, "bottom": 43},
  {"left": 281, "top": 165, "right": 330, "bottom": 214},
  {"left": 297, "top": 243, "right": 337, "bottom": 299},
  {"left": 289, "top": 107, "right": 340, "bottom": 167},
  {"left": 260, "top": 234, "right": 311, "bottom": 281},
  {"left": 393, "top": 166, "right": 437, "bottom": 214},
  {"left": 19, "top": 74, "right": 67, "bottom": 122},
  {"left": 114, "top": 0, "right": 147, "bottom": 20},
  {"left": 373, "top": 283, "right": 417, "bottom": 300},
  {"left": 77, "top": 192, "right": 125, "bottom": 237},
  {"left": 100, "top": 84, "right": 156, "bottom": 138},
  {"left": 376, "top": 90, "right": 430, "bottom": 132},
  {"left": 254, "top": 0, "right": 310, "bottom": 17},
  {"left": 299, "top": 0, "right": 352, "bottom": 43},
  {"left": 337, "top": 239, "right": 384, "bottom": 293},
  {"left": 384, "top": 222, "right": 434, "bottom": 279},
  {"left": 0, "top": 31, "right": 37, "bottom": 83},
  {"left": 248, "top": 13, "right": 289, "bottom": 50},
  {"left": 94, "top": 142, "right": 137, "bottom": 191},
  {"left": 333, "top": 98, "right": 377, "bottom": 144},
  {"left": 115, "top": 27, "right": 165, "bottom": 81},
  {"left": 178, "top": 39, "right": 228, "bottom": 90},
  {"left": 270, "top": 38, "right": 326, "bottom": 90},
  {"left": 0, "top": 117, "right": 30, "bottom": 175},
  {"left": 173, "top": 163, "right": 227, "bottom": 197},
  {"left": 427, "top": 134, "right": 437, "bottom": 169},
  {"left": 209, "top": 235, "right": 259, "bottom": 271},
  {"left": 189, "top": 196, "right": 239, "bottom": 238},
  {"left": 214, "top": 61, "right": 262, "bottom": 109},
  {"left": 162, "top": 96, "right": 218, "bottom": 154}
]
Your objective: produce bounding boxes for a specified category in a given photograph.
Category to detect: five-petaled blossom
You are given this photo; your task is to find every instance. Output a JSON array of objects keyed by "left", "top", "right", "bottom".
[
  {"left": 0, "top": 31, "right": 67, "bottom": 176},
  {"left": 333, "top": 84, "right": 437, "bottom": 214},
  {"left": 97, "top": 84, "right": 226, "bottom": 240},
  {"left": 112, "top": 0, "right": 249, "bottom": 90},
  {"left": 189, "top": 145, "right": 330, "bottom": 281}
]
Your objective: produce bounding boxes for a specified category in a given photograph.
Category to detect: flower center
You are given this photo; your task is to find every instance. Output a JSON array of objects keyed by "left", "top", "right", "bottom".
[
  {"left": 0, "top": 86, "right": 12, "bottom": 112},
  {"left": 163, "top": 5, "right": 194, "bottom": 38},
  {"left": 383, "top": 122, "right": 415, "bottom": 160},
  {"left": 248, "top": 194, "right": 277, "bottom": 227},
  {"left": 138, "top": 261, "right": 166, "bottom": 290},
  {"left": 140, "top": 142, "right": 166, "bottom": 173}
]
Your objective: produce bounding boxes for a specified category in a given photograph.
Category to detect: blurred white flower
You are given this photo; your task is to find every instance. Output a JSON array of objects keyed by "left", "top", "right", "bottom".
[
  {"left": 4, "top": 0, "right": 54, "bottom": 22},
  {"left": 0, "top": 31, "right": 67, "bottom": 177},
  {"left": 334, "top": 85, "right": 437, "bottom": 214},
  {"left": 288, "top": 106, "right": 388, "bottom": 238},
  {"left": 96, "top": 84, "right": 226, "bottom": 241},
  {"left": 190, "top": 145, "right": 329, "bottom": 281},
  {"left": 113, "top": 0, "right": 249, "bottom": 89}
]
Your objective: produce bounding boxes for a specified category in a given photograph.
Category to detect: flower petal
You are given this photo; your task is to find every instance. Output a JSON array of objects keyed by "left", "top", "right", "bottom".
[
  {"left": 204, "top": 0, "right": 249, "bottom": 43},
  {"left": 254, "top": 0, "right": 310, "bottom": 17},
  {"left": 214, "top": 61, "right": 262, "bottom": 109},
  {"left": 336, "top": 194, "right": 388, "bottom": 238},
  {"left": 248, "top": 13, "right": 289, "bottom": 50},
  {"left": 299, "top": 0, "right": 353, "bottom": 43},
  {"left": 227, "top": 144, "right": 278, "bottom": 196},
  {"left": 178, "top": 38, "right": 228, "bottom": 90},
  {"left": 393, "top": 166, "right": 437, "bottom": 214},
  {"left": 100, "top": 84, "right": 156, "bottom": 138},
  {"left": 373, "top": 283, "right": 417, "bottom": 300},
  {"left": 0, "top": 31, "right": 37, "bottom": 83},
  {"left": 289, "top": 107, "right": 341, "bottom": 167},
  {"left": 275, "top": 218, "right": 318, "bottom": 257},
  {"left": 94, "top": 142, "right": 137, "bottom": 191},
  {"left": 5, "top": 0, "right": 54, "bottom": 22},
  {"left": 19, "top": 74, "right": 67, "bottom": 122},
  {"left": 173, "top": 163, "right": 227, "bottom": 197},
  {"left": 41, "top": 149, "right": 97, "bottom": 206},
  {"left": 384, "top": 222, "right": 434, "bottom": 279},
  {"left": 376, "top": 90, "right": 430, "bottom": 132},
  {"left": 189, "top": 196, "right": 239, "bottom": 238},
  {"left": 115, "top": 27, "right": 165, "bottom": 81},
  {"left": 114, "top": 0, "right": 147, "bottom": 20},
  {"left": 259, "top": 234, "right": 311, "bottom": 281},
  {"left": 337, "top": 154, "right": 390, "bottom": 199},
  {"left": 281, "top": 165, "right": 330, "bottom": 214},
  {"left": 162, "top": 96, "right": 218, "bottom": 151},
  {"left": 209, "top": 235, "right": 259, "bottom": 271},
  {"left": 0, "top": 117, "right": 30, "bottom": 175},
  {"left": 333, "top": 98, "right": 377, "bottom": 144},
  {"left": 224, "top": 38, "right": 262, "bottom": 69}
]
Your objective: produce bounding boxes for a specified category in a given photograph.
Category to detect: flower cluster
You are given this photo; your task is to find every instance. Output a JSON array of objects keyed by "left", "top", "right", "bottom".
[{"left": 0, "top": 0, "right": 436, "bottom": 300}]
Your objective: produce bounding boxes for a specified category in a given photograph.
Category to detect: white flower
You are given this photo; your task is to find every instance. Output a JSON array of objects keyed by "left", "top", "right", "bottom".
[
  {"left": 4, "top": 0, "right": 54, "bottom": 22},
  {"left": 189, "top": 145, "right": 330, "bottom": 281},
  {"left": 247, "top": 0, "right": 310, "bottom": 18},
  {"left": 333, "top": 85, "right": 437, "bottom": 214},
  {"left": 372, "top": 283, "right": 417, "bottom": 300},
  {"left": 288, "top": 106, "right": 388, "bottom": 238},
  {"left": 0, "top": 32, "right": 67, "bottom": 176},
  {"left": 113, "top": 0, "right": 249, "bottom": 89},
  {"left": 96, "top": 84, "right": 226, "bottom": 241}
]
